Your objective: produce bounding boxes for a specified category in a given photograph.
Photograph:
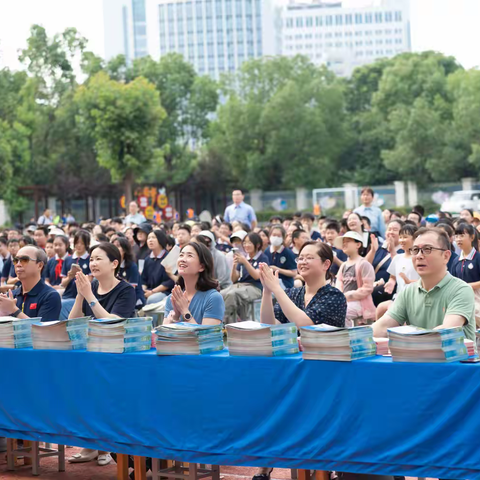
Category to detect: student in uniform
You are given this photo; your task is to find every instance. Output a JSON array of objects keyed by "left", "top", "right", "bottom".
[
  {"left": 133, "top": 222, "right": 153, "bottom": 267},
  {"left": 45, "top": 235, "right": 71, "bottom": 288},
  {"left": 142, "top": 229, "right": 175, "bottom": 304},
  {"left": 163, "top": 242, "right": 225, "bottom": 325},
  {"left": 113, "top": 237, "right": 146, "bottom": 309},
  {"left": 460, "top": 209, "right": 475, "bottom": 225},
  {"left": 221, "top": 232, "right": 270, "bottom": 324},
  {"left": 33, "top": 226, "right": 49, "bottom": 250},
  {"left": 0, "top": 237, "right": 8, "bottom": 275},
  {"left": 437, "top": 223, "right": 459, "bottom": 274},
  {"left": 453, "top": 222, "right": 480, "bottom": 327},
  {"left": 346, "top": 212, "right": 370, "bottom": 252},
  {"left": 60, "top": 230, "right": 91, "bottom": 319},
  {"left": 323, "top": 221, "right": 348, "bottom": 277},
  {"left": 215, "top": 222, "right": 233, "bottom": 253},
  {"left": 264, "top": 225, "right": 297, "bottom": 289},
  {"left": 176, "top": 224, "right": 192, "bottom": 249},
  {"left": 45, "top": 238, "right": 55, "bottom": 260},
  {"left": 291, "top": 229, "right": 311, "bottom": 258},
  {"left": 301, "top": 212, "right": 322, "bottom": 241},
  {"left": 3, "top": 239, "right": 20, "bottom": 285},
  {"left": 258, "top": 229, "right": 270, "bottom": 252}
]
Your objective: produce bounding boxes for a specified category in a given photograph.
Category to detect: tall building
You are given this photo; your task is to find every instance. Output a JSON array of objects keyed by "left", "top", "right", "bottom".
[
  {"left": 145, "top": 0, "right": 278, "bottom": 79},
  {"left": 279, "top": 0, "right": 411, "bottom": 77}
]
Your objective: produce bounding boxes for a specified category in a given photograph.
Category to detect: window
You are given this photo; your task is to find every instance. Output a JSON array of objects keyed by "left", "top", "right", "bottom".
[
  {"left": 366, "top": 40, "right": 373, "bottom": 45},
  {"left": 306, "top": 17, "right": 313, "bottom": 27},
  {"left": 356, "top": 51, "right": 363, "bottom": 57},
  {"left": 386, "top": 38, "right": 392, "bottom": 44},
  {"left": 286, "top": 18, "right": 293, "bottom": 28},
  {"left": 335, "top": 14, "right": 343, "bottom": 26},
  {"left": 365, "top": 13, "right": 373, "bottom": 24},
  {"left": 375, "top": 29, "right": 382, "bottom": 35},
  {"left": 335, "top": 32, "right": 342, "bottom": 37},
  {"left": 325, "top": 32, "right": 332, "bottom": 38},
  {"left": 375, "top": 12, "right": 383, "bottom": 23},
  {"left": 305, "top": 33, "right": 313, "bottom": 39},
  {"left": 355, "top": 40, "right": 363, "bottom": 46},
  {"left": 376, "top": 49, "right": 383, "bottom": 55},
  {"left": 385, "top": 12, "right": 393, "bottom": 22},
  {"left": 315, "top": 33, "right": 322, "bottom": 38},
  {"left": 376, "top": 39, "right": 383, "bottom": 44},
  {"left": 395, "top": 11, "right": 402, "bottom": 22},
  {"left": 355, "top": 31, "right": 362, "bottom": 36},
  {"left": 316, "top": 16, "right": 323, "bottom": 26},
  {"left": 326, "top": 15, "right": 333, "bottom": 26},
  {"left": 395, "top": 38, "right": 402, "bottom": 44},
  {"left": 385, "top": 29, "right": 392, "bottom": 34},
  {"left": 335, "top": 41, "right": 343, "bottom": 48},
  {"left": 355, "top": 13, "right": 363, "bottom": 24},
  {"left": 365, "top": 31, "right": 372, "bottom": 36},
  {"left": 296, "top": 17, "right": 303, "bottom": 27},
  {"left": 345, "top": 14, "right": 352, "bottom": 25},
  {"left": 366, "top": 50, "right": 373, "bottom": 56},
  {"left": 386, "top": 49, "right": 393, "bottom": 54},
  {"left": 326, "top": 42, "right": 332, "bottom": 48}
]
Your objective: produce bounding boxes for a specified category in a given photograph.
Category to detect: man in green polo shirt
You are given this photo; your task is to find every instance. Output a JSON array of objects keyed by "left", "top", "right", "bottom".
[{"left": 373, "top": 227, "right": 476, "bottom": 341}]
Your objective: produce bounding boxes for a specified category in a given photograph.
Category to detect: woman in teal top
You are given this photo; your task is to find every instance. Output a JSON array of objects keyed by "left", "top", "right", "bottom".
[{"left": 164, "top": 242, "right": 225, "bottom": 325}]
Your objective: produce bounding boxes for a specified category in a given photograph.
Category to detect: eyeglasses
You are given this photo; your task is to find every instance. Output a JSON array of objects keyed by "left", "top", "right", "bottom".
[
  {"left": 12, "top": 256, "right": 40, "bottom": 266},
  {"left": 296, "top": 256, "right": 320, "bottom": 264},
  {"left": 409, "top": 246, "right": 447, "bottom": 256}
]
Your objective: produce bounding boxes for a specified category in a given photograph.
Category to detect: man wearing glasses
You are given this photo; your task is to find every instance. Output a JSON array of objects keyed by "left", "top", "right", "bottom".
[
  {"left": 0, "top": 246, "right": 61, "bottom": 322},
  {"left": 373, "top": 228, "right": 476, "bottom": 341}
]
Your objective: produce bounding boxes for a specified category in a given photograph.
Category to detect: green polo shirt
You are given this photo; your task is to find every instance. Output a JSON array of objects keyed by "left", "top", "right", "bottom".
[{"left": 388, "top": 273, "right": 476, "bottom": 341}]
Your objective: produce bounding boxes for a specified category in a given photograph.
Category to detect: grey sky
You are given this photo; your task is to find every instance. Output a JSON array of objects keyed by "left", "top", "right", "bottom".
[{"left": 0, "top": 0, "right": 478, "bottom": 71}]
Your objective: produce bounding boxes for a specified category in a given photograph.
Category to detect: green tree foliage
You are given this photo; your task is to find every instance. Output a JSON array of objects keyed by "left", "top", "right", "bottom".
[{"left": 75, "top": 72, "right": 166, "bottom": 203}]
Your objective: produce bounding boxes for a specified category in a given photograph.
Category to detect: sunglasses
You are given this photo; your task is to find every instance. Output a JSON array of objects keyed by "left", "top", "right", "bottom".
[{"left": 12, "top": 256, "right": 41, "bottom": 266}]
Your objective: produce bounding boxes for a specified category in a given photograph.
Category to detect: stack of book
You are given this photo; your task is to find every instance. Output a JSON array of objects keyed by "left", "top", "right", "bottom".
[
  {"left": 465, "top": 339, "right": 475, "bottom": 357},
  {"left": 374, "top": 337, "right": 390, "bottom": 356},
  {"left": 0, "top": 317, "right": 40, "bottom": 349},
  {"left": 154, "top": 322, "right": 224, "bottom": 355},
  {"left": 32, "top": 317, "right": 90, "bottom": 350},
  {"left": 388, "top": 325, "right": 468, "bottom": 363},
  {"left": 300, "top": 324, "right": 376, "bottom": 361},
  {"left": 226, "top": 321, "right": 298, "bottom": 356},
  {"left": 87, "top": 317, "right": 153, "bottom": 353}
]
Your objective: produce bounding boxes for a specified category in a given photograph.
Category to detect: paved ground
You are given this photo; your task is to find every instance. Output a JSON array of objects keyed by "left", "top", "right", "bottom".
[{"left": 0, "top": 447, "right": 431, "bottom": 479}]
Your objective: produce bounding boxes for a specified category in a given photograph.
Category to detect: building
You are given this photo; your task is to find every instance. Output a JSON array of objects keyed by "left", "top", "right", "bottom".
[
  {"left": 145, "top": 0, "right": 278, "bottom": 79},
  {"left": 279, "top": 0, "right": 411, "bottom": 76}
]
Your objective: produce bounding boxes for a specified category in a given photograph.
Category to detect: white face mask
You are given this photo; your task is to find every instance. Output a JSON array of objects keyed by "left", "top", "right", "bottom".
[{"left": 270, "top": 236, "right": 284, "bottom": 247}]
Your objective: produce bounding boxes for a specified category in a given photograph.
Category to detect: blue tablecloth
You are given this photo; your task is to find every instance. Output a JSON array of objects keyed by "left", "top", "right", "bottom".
[{"left": 0, "top": 349, "right": 479, "bottom": 479}]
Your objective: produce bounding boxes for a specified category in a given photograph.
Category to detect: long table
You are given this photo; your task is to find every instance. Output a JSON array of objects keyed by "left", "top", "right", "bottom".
[{"left": 0, "top": 349, "right": 479, "bottom": 479}]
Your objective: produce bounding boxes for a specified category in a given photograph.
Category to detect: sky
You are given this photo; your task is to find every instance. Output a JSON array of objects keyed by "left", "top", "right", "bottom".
[{"left": 0, "top": 0, "right": 479, "bottom": 71}]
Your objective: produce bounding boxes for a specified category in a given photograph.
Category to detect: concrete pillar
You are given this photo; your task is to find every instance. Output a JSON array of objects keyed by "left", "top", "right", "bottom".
[
  {"left": 95, "top": 198, "right": 101, "bottom": 221},
  {"left": 407, "top": 182, "right": 418, "bottom": 207},
  {"left": 296, "top": 188, "right": 308, "bottom": 211},
  {"left": 462, "top": 177, "right": 475, "bottom": 191},
  {"left": 394, "top": 181, "right": 406, "bottom": 207},
  {"left": 343, "top": 183, "right": 358, "bottom": 210},
  {"left": 87, "top": 196, "right": 95, "bottom": 222},
  {"left": 250, "top": 189, "right": 263, "bottom": 212},
  {"left": 0, "top": 200, "right": 10, "bottom": 226},
  {"left": 48, "top": 196, "right": 57, "bottom": 214}
]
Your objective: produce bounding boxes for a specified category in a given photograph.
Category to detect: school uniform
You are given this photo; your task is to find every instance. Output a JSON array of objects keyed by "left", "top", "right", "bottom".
[
  {"left": 331, "top": 246, "right": 347, "bottom": 277},
  {"left": 142, "top": 251, "right": 175, "bottom": 304},
  {"left": 447, "top": 249, "right": 459, "bottom": 276},
  {"left": 45, "top": 254, "right": 70, "bottom": 286},
  {"left": 13, "top": 279, "right": 61, "bottom": 322},
  {"left": 453, "top": 248, "right": 480, "bottom": 283},
  {"left": 311, "top": 230, "right": 322, "bottom": 241},
  {"left": 371, "top": 244, "right": 404, "bottom": 306},
  {"left": 82, "top": 279, "right": 136, "bottom": 319},
  {"left": 119, "top": 261, "right": 146, "bottom": 308},
  {"left": 2, "top": 258, "right": 15, "bottom": 280},
  {"left": 265, "top": 246, "right": 297, "bottom": 289},
  {"left": 216, "top": 241, "right": 232, "bottom": 254},
  {"left": 221, "top": 251, "right": 270, "bottom": 324},
  {"left": 61, "top": 253, "right": 91, "bottom": 299}
]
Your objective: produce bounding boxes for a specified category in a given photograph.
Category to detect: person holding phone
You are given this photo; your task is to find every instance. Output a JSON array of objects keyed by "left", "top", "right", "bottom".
[{"left": 59, "top": 230, "right": 91, "bottom": 319}]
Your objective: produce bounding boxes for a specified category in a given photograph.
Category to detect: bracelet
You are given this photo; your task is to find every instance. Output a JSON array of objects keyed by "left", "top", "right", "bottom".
[{"left": 11, "top": 308, "right": 21, "bottom": 318}]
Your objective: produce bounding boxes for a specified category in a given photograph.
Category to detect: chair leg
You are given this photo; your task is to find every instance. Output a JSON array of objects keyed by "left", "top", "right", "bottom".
[
  {"left": 188, "top": 463, "right": 198, "bottom": 480},
  {"left": 117, "top": 453, "right": 130, "bottom": 480},
  {"left": 58, "top": 444, "right": 66, "bottom": 472},
  {"left": 24, "top": 440, "right": 33, "bottom": 466},
  {"left": 291, "top": 469, "right": 298, "bottom": 480},
  {"left": 298, "top": 470, "right": 310, "bottom": 480},
  {"left": 133, "top": 456, "right": 147, "bottom": 480},
  {"left": 212, "top": 464, "right": 220, "bottom": 480},
  {"left": 151, "top": 458, "right": 160, "bottom": 478},
  {"left": 6, "top": 438, "right": 15, "bottom": 471},
  {"left": 314, "top": 472, "right": 329, "bottom": 480},
  {"left": 31, "top": 441, "right": 40, "bottom": 476}
]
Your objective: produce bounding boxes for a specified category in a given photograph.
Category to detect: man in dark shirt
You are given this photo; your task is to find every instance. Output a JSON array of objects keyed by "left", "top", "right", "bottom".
[{"left": 0, "top": 246, "right": 61, "bottom": 322}]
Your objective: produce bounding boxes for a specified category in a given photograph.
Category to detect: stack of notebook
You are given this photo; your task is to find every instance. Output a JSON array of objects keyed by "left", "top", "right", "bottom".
[
  {"left": 87, "top": 317, "right": 153, "bottom": 353},
  {"left": 0, "top": 317, "right": 40, "bottom": 349},
  {"left": 300, "top": 324, "right": 376, "bottom": 361},
  {"left": 154, "top": 322, "right": 224, "bottom": 355},
  {"left": 388, "top": 325, "right": 468, "bottom": 362},
  {"left": 226, "top": 321, "right": 299, "bottom": 356},
  {"left": 465, "top": 339, "right": 475, "bottom": 357},
  {"left": 374, "top": 337, "right": 390, "bottom": 356},
  {"left": 32, "top": 317, "right": 89, "bottom": 350}
]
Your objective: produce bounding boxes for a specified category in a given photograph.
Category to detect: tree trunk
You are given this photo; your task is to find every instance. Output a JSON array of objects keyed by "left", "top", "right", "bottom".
[{"left": 124, "top": 171, "right": 134, "bottom": 207}]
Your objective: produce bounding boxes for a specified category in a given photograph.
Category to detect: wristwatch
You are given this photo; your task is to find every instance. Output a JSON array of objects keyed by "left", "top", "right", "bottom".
[
  {"left": 184, "top": 312, "right": 192, "bottom": 321},
  {"left": 11, "top": 308, "right": 21, "bottom": 318},
  {"left": 89, "top": 300, "right": 98, "bottom": 308}
]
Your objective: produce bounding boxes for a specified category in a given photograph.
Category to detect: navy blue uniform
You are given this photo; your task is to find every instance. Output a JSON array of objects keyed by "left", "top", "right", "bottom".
[
  {"left": 331, "top": 247, "right": 348, "bottom": 277},
  {"left": 141, "top": 251, "right": 175, "bottom": 293},
  {"left": 264, "top": 246, "right": 297, "bottom": 289},
  {"left": 82, "top": 279, "right": 136, "bottom": 319},
  {"left": 61, "top": 254, "right": 91, "bottom": 299},
  {"left": 119, "top": 261, "right": 146, "bottom": 308},
  {"left": 216, "top": 241, "right": 232, "bottom": 254},
  {"left": 447, "top": 250, "right": 459, "bottom": 276},
  {"left": 311, "top": 231, "right": 322, "bottom": 241},
  {"left": 453, "top": 249, "right": 480, "bottom": 284},
  {"left": 236, "top": 252, "right": 270, "bottom": 290},
  {"left": 13, "top": 279, "right": 61, "bottom": 322},
  {"left": 45, "top": 255, "right": 70, "bottom": 286}
]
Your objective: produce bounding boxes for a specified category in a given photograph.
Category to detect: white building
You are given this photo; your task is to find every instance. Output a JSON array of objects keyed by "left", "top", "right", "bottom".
[{"left": 280, "top": 0, "right": 411, "bottom": 76}]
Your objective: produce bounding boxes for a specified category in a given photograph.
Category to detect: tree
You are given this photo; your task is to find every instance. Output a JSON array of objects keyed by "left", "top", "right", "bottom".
[{"left": 75, "top": 72, "right": 166, "bottom": 203}]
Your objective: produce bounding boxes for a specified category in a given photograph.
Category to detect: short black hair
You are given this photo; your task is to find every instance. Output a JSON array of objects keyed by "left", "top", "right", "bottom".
[
  {"left": 412, "top": 205, "right": 425, "bottom": 217},
  {"left": 325, "top": 221, "right": 340, "bottom": 233},
  {"left": 104, "top": 227, "right": 116, "bottom": 234},
  {"left": 46, "top": 238, "right": 54, "bottom": 245},
  {"left": 8, "top": 238, "right": 19, "bottom": 245},
  {"left": 111, "top": 217, "right": 124, "bottom": 225},
  {"left": 361, "top": 216, "right": 371, "bottom": 227},
  {"left": 292, "top": 229, "right": 306, "bottom": 242},
  {"left": 220, "top": 222, "right": 233, "bottom": 232},
  {"left": 300, "top": 212, "right": 315, "bottom": 222},
  {"left": 361, "top": 187, "right": 375, "bottom": 196},
  {"left": 74, "top": 230, "right": 91, "bottom": 250},
  {"left": 96, "top": 233, "right": 109, "bottom": 242},
  {"left": 0, "top": 237, "right": 7, "bottom": 246},
  {"left": 269, "top": 215, "right": 284, "bottom": 223},
  {"left": 399, "top": 224, "right": 417, "bottom": 237},
  {"left": 178, "top": 223, "right": 192, "bottom": 234},
  {"left": 244, "top": 232, "right": 263, "bottom": 252},
  {"left": 90, "top": 242, "right": 122, "bottom": 276},
  {"left": 414, "top": 227, "right": 450, "bottom": 251},
  {"left": 35, "top": 226, "right": 49, "bottom": 236}
]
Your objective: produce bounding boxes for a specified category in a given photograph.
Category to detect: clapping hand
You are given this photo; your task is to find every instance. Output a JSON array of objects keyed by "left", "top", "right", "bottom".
[
  {"left": 259, "top": 263, "right": 280, "bottom": 294},
  {"left": 75, "top": 271, "right": 92, "bottom": 299},
  {"left": 370, "top": 234, "right": 379, "bottom": 253},
  {"left": 0, "top": 290, "right": 17, "bottom": 316},
  {"left": 171, "top": 285, "right": 189, "bottom": 317}
]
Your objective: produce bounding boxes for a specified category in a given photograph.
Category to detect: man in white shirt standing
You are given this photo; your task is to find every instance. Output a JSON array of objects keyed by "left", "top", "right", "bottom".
[{"left": 125, "top": 202, "right": 146, "bottom": 226}]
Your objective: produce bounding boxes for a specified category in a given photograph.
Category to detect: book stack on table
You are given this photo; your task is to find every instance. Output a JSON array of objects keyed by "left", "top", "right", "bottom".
[
  {"left": 226, "top": 321, "right": 299, "bottom": 356},
  {"left": 0, "top": 317, "right": 40, "bottom": 349},
  {"left": 388, "top": 325, "right": 468, "bottom": 363},
  {"left": 300, "top": 324, "right": 376, "bottom": 361},
  {"left": 87, "top": 317, "right": 153, "bottom": 353},
  {"left": 32, "top": 317, "right": 90, "bottom": 350},
  {"left": 374, "top": 337, "right": 390, "bottom": 356},
  {"left": 154, "top": 322, "right": 224, "bottom": 355}
]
